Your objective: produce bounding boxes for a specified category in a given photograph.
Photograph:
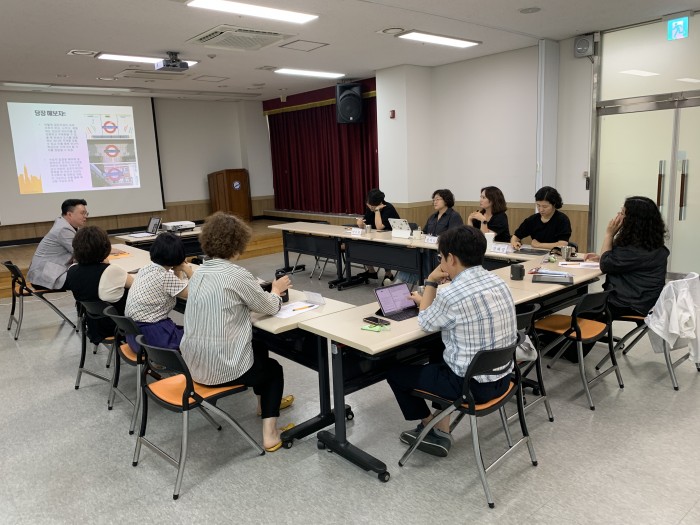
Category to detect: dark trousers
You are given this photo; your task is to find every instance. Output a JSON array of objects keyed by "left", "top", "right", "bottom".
[
  {"left": 210, "top": 341, "right": 284, "bottom": 419},
  {"left": 387, "top": 361, "right": 510, "bottom": 421}
]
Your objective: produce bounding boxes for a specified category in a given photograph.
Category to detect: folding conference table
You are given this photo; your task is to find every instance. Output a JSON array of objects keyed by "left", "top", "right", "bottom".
[{"left": 298, "top": 258, "right": 602, "bottom": 481}]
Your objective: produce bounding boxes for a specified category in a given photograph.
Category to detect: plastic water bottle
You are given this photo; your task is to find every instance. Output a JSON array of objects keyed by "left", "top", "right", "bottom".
[{"left": 413, "top": 226, "right": 422, "bottom": 240}]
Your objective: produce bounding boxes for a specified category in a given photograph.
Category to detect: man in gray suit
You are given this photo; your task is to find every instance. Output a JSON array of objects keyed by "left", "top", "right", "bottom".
[{"left": 27, "top": 199, "right": 88, "bottom": 290}]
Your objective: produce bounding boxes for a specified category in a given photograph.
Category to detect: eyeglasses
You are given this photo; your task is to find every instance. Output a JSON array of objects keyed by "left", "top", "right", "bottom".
[{"left": 437, "top": 254, "right": 443, "bottom": 261}]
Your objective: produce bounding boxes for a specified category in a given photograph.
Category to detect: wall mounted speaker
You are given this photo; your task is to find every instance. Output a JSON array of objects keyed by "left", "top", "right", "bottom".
[
  {"left": 574, "top": 34, "right": 594, "bottom": 58},
  {"left": 336, "top": 83, "right": 363, "bottom": 123}
]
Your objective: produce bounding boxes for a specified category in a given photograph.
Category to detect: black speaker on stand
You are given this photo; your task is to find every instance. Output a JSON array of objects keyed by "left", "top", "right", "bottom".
[{"left": 336, "top": 83, "right": 363, "bottom": 123}]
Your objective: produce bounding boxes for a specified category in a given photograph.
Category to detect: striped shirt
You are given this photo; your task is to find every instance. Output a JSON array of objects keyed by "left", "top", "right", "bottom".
[
  {"left": 418, "top": 265, "right": 517, "bottom": 382},
  {"left": 180, "top": 258, "right": 282, "bottom": 385}
]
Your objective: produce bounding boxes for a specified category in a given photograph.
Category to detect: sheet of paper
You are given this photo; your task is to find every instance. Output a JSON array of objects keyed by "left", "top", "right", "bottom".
[
  {"left": 274, "top": 301, "right": 320, "bottom": 318},
  {"left": 303, "top": 291, "right": 326, "bottom": 305},
  {"left": 558, "top": 262, "right": 600, "bottom": 269}
]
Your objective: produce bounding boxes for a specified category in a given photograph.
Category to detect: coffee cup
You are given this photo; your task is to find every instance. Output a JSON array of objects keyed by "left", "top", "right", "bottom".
[
  {"left": 561, "top": 245, "right": 573, "bottom": 261},
  {"left": 484, "top": 232, "right": 495, "bottom": 251},
  {"left": 365, "top": 225, "right": 372, "bottom": 234}
]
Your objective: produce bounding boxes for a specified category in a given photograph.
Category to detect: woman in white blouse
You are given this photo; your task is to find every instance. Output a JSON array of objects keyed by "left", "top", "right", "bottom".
[{"left": 180, "top": 212, "right": 294, "bottom": 452}]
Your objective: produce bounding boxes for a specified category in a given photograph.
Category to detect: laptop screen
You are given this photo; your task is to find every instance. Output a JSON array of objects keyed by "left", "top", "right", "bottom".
[
  {"left": 375, "top": 282, "right": 416, "bottom": 316},
  {"left": 146, "top": 217, "right": 161, "bottom": 234}
]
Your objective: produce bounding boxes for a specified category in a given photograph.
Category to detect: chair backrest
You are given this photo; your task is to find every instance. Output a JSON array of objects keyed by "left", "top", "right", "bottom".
[
  {"left": 461, "top": 332, "right": 523, "bottom": 407},
  {"left": 136, "top": 335, "right": 199, "bottom": 408},
  {"left": 103, "top": 305, "right": 142, "bottom": 337},
  {"left": 79, "top": 300, "right": 111, "bottom": 320},
  {"left": 516, "top": 303, "right": 541, "bottom": 332},
  {"left": 2, "top": 260, "right": 26, "bottom": 286},
  {"left": 572, "top": 290, "right": 612, "bottom": 319}
]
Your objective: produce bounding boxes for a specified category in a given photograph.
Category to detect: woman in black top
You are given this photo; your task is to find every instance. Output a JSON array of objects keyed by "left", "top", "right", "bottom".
[
  {"left": 586, "top": 196, "right": 669, "bottom": 316},
  {"left": 511, "top": 186, "right": 572, "bottom": 251},
  {"left": 468, "top": 186, "right": 510, "bottom": 243},
  {"left": 65, "top": 226, "right": 133, "bottom": 344},
  {"left": 394, "top": 189, "right": 463, "bottom": 286},
  {"left": 356, "top": 188, "right": 400, "bottom": 281}
]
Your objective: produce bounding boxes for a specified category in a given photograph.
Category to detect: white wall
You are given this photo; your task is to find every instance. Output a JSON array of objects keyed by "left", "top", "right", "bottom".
[
  {"left": 154, "top": 99, "right": 274, "bottom": 203},
  {"left": 376, "top": 67, "right": 410, "bottom": 203},
  {"left": 556, "top": 37, "right": 594, "bottom": 205},
  {"left": 377, "top": 47, "right": 539, "bottom": 205}
]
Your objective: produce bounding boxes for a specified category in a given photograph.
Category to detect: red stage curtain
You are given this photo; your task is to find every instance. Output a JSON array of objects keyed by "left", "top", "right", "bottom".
[{"left": 268, "top": 97, "right": 378, "bottom": 214}]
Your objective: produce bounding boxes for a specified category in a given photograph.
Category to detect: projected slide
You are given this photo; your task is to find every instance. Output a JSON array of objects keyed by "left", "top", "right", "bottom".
[{"left": 7, "top": 103, "right": 141, "bottom": 194}]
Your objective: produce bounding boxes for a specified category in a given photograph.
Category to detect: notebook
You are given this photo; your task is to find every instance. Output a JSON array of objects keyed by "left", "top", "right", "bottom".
[
  {"left": 130, "top": 217, "right": 161, "bottom": 238},
  {"left": 374, "top": 282, "right": 419, "bottom": 321},
  {"left": 532, "top": 273, "right": 573, "bottom": 285}
]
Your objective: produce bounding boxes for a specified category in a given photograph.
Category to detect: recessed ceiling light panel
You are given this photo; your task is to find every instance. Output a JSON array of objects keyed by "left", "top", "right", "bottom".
[
  {"left": 398, "top": 31, "right": 479, "bottom": 48},
  {"left": 274, "top": 68, "right": 344, "bottom": 79},
  {"left": 186, "top": 0, "right": 317, "bottom": 24},
  {"left": 620, "top": 69, "right": 659, "bottom": 77}
]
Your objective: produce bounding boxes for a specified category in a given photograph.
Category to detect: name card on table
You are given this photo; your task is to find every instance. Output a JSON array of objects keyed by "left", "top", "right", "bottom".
[
  {"left": 350, "top": 227, "right": 364, "bottom": 236},
  {"left": 489, "top": 243, "right": 509, "bottom": 254},
  {"left": 424, "top": 235, "right": 438, "bottom": 244}
]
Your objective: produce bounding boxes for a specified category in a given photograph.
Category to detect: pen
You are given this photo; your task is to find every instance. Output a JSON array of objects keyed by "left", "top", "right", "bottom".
[{"left": 293, "top": 305, "right": 314, "bottom": 311}]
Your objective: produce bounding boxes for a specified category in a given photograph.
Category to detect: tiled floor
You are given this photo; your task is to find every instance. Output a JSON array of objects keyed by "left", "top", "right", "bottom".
[{"left": 1, "top": 253, "right": 699, "bottom": 524}]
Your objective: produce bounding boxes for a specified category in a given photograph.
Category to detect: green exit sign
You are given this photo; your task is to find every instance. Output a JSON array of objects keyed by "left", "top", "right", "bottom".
[{"left": 668, "top": 16, "right": 689, "bottom": 40}]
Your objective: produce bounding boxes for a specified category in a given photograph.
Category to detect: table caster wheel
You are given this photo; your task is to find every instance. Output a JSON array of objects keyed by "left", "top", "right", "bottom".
[
  {"left": 346, "top": 410, "right": 354, "bottom": 421},
  {"left": 378, "top": 471, "right": 390, "bottom": 482},
  {"left": 317, "top": 441, "right": 326, "bottom": 450},
  {"left": 283, "top": 441, "right": 293, "bottom": 449}
]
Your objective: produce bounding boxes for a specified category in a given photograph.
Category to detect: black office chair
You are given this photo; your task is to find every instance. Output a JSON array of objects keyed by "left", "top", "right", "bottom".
[
  {"left": 103, "top": 306, "right": 150, "bottom": 434},
  {"left": 75, "top": 300, "right": 116, "bottom": 391},
  {"left": 535, "top": 290, "right": 624, "bottom": 410},
  {"left": 3, "top": 260, "right": 77, "bottom": 340},
  {"left": 398, "top": 333, "right": 538, "bottom": 509},
  {"left": 512, "top": 303, "right": 554, "bottom": 422},
  {"left": 132, "top": 336, "right": 264, "bottom": 500}
]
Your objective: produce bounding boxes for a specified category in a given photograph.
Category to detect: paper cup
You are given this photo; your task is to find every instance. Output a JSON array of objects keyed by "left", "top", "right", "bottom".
[{"left": 484, "top": 232, "right": 495, "bottom": 251}]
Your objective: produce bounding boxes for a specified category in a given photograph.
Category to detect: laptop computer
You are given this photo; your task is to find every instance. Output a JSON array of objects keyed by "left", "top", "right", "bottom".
[
  {"left": 374, "top": 282, "right": 420, "bottom": 322},
  {"left": 388, "top": 218, "right": 412, "bottom": 232},
  {"left": 130, "top": 217, "right": 161, "bottom": 238}
]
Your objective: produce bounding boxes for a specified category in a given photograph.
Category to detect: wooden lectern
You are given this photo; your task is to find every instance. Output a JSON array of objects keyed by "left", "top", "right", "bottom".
[{"left": 207, "top": 169, "right": 252, "bottom": 222}]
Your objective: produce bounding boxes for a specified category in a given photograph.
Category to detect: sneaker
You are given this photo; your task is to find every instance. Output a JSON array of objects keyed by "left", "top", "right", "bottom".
[
  {"left": 382, "top": 273, "right": 396, "bottom": 286},
  {"left": 400, "top": 424, "right": 452, "bottom": 457}
]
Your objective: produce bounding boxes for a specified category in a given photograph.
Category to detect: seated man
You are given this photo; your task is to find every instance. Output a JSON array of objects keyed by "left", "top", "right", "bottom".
[
  {"left": 386, "top": 226, "right": 517, "bottom": 457},
  {"left": 27, "top": 198, "right": 88, "bottom": 290}
]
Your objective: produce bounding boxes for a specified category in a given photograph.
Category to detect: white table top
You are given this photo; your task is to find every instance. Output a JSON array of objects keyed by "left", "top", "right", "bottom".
[
  {"left": 251, "top": 289, "right": 355, "bottom": 334},
  {"left": 107, "top": 244, "right": 152, "bottom": 272},
  {"left": 299, "top": 261, "right": 602, "bottom": 356},
  {"left": 269, "top": 221, "right": 541, "bottom": 262},
  {"left": 115, "top": 227, "right": 202, "bottom": 244}
]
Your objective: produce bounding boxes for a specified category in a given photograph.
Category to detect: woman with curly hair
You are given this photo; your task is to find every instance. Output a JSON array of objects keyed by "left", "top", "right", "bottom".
[
  {"left": 586, "top": 196, "right": 669, "bottom": 316},
  {"left": 511, "top": 186, "right": 572, "bottom": 251},
  {"left": 179, "top": 212, "right": 294, "bottom": 452}
]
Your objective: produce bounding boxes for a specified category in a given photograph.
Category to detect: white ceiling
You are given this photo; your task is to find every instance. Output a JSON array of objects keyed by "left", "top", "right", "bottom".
[{"left": 1, "top": 0, "right": 699, "bottom": 101}]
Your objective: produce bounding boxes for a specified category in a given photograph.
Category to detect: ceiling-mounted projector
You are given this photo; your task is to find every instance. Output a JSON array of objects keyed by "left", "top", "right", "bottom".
[{"left": 155, "top": 51, "right": 189, "bottom": 72}]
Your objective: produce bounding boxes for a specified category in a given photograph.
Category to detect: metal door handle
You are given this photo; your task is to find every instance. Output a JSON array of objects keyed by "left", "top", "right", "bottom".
[
  {"left": 657, "top": 160, "right": 666, "bottom": 209},
  {"left": 679, "top": 159, "right": 688, "bottom": 221}
]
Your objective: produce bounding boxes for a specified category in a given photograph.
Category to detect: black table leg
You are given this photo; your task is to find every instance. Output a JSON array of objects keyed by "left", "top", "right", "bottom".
[
  {"left": 281, "top": 336, "right": 351, "bottom": 446},
  {"left": 317, "top": 340, "right": 390, "bottom": 482}
]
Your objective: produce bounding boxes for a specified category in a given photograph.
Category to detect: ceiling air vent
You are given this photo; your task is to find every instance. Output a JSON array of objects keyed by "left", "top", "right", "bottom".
[{"left": 187, "top": 25, "right": 295, "bottom": 51}]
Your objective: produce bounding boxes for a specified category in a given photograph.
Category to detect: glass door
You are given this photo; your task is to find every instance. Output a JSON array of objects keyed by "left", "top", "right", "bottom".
[
  {"left": 596, "top": 110, "right": 675, "bottom": 251},
  {"left": 670, "top": 105, "right": 700, "bottom": 274}
]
